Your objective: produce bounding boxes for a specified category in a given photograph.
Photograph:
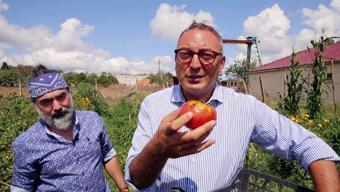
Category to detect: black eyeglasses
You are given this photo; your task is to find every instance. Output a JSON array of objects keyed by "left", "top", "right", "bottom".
[{"left": 174, "top": 48, "right": 222, "bottom": 66}]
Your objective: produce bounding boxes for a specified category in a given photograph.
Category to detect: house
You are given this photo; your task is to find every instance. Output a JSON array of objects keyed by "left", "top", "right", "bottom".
[
  {"left": 115, "top": 74, "right": 149, "bottom": 85},
  {"left": 248, "top": 42, "right": 340, "bottom": 105}
]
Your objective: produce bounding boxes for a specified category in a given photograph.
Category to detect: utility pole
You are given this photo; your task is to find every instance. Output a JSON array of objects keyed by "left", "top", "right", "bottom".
[
  {"left": 158, "top": 59, "right": 161, "bottom": 77},
  {"left": 158, "top": 59, "right": 162, "bottom": 87}
]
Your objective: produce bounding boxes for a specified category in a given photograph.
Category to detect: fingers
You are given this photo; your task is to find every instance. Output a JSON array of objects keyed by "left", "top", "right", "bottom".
[
  {"left": 170, "top": 139, "right": 215, "bottom": 158},
  {"left": 180, "top": 120, "right": 216, "bottom": 143},
  {"left": 164, "top": 111, "right": 193, "bottom": 136}
]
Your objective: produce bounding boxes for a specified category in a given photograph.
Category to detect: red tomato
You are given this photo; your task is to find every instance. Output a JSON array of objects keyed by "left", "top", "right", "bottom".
[{"left": 178, "top": 100, "right": 217, "bottom": 129}]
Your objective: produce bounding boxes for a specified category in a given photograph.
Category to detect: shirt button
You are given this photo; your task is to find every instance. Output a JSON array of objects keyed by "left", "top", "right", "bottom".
[{"left": 191, "top": 158, "right": 196, "bottom": 162}]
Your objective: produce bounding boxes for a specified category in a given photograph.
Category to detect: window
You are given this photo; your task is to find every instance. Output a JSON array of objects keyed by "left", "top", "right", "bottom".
[{"left": 326, "top": 73, "right": 332, "bottom": 81}]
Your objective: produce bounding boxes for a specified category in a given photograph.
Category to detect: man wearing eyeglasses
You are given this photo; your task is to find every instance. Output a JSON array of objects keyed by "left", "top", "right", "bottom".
[
  {"left": 125, "top": 21, "right": 339, "bottom": 191},
  {"left": 10, "top": 65, "right": 128, "bottom": 192}
]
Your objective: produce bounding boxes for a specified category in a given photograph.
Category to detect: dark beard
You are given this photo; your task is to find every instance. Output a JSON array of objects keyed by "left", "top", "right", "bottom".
[{"left": 36, "top": 98, "right": 75, "bottom": 130}]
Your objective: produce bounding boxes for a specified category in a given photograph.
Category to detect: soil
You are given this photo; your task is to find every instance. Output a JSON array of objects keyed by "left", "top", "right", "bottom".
[{"left": 97, "top": 84, "right": 160, "bottom": 104}]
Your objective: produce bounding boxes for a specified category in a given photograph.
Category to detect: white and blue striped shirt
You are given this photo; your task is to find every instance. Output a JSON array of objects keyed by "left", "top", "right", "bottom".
[{"left": 125, "top": 84, "right": 339, "bottom": 192}]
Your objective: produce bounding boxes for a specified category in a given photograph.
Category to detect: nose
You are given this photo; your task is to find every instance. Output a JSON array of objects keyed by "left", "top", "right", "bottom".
[
  {"left": 189, "top": 53, "right": 201, "bottom": 69},
  {"left": 52, "top": 99, "right": 62, "bottom": 112}
]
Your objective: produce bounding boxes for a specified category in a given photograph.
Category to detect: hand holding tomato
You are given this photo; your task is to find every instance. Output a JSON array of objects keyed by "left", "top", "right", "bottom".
[
  {"left": 148, "top": 106, "right": 216, "bottom": 158},
  {"left": 178, "top": 100, "right": 217, "bottom": 129}
]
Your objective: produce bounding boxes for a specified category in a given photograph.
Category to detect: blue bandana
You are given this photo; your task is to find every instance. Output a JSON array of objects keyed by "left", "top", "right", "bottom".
[{"left": 28, "top": 72, "right": 68, "bottom": 99}]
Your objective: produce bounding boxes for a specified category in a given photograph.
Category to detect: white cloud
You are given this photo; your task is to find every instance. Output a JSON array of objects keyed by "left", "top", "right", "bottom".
[
  {"left": 150, "top": 3, "right": 215, "bottom": 42},
  {"left": 238, "top": 4, "right": 293, "bottom": 65},
  {"left": 235, "top": 1, "right": 340, "bottom": 66},
  {"left": 54, "top": 18, "right": 94, "bottom": 52},
  {"left": 299, "top": 0, "right": 340, "bottom": 39},
  {"left": 0, "top": 15, "right": 171, "bottom": 74},
  {"left": 0, "top": 15, "right": 53, "bottom": 52},
  {"left": 330, "top": 0, "right": 340, "bottom": 12},
  {"left": 0, "top": 0, "right": 9, "bottom": 11}
]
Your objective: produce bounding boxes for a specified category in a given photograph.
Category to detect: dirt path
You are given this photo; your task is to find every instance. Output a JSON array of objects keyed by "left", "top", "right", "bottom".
[
  {"left": 98, "top": 85, "right": 159, "bottom": 104},
  {"left": 0, "top": 87, "right": 28, "bottom": 96}
]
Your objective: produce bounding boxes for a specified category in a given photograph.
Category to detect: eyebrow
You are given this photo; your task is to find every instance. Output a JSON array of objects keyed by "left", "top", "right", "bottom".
[{"left": 38, "top": 91, "right": 68, "bottom": 102}]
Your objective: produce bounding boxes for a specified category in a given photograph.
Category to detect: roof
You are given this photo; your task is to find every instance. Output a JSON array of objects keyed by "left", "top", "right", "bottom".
[{"left": 252, "top": 42, "right": 340, "bottom": 72}]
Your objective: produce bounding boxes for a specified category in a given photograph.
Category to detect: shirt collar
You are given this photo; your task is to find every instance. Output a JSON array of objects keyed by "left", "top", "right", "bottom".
[
  {"left": 171, "top": 82, "right": 224, "bottom": 105},
  {"left": 43, "top": 111, "right": 80, "bottom": 141}
]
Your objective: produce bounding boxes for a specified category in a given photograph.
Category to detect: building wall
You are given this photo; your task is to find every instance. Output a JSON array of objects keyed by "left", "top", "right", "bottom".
[
  {"left": 248, "top": 61, "right": 340, "bottom": 105},
  {"left": 115, "top": 75, "right": 149, "bottom": 85}
]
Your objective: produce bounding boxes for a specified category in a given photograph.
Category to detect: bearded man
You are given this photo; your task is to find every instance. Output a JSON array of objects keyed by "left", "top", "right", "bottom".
[{"left": 11, "top": 65, "right": 128, "bottom": 192}]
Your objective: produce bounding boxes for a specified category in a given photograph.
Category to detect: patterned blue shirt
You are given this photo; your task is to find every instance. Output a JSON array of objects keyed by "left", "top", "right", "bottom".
[
  {"left": 11, "top": 111, "right": 116, "bottom": 192},
  {"left": 125, "top": 84, "right": 340, "bottom": 192}
]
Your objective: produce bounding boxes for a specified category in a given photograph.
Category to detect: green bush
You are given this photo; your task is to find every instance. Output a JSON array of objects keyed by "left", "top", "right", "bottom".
[
  {"left": 63, "top": 72, "right": 118, "bottom": 87},
  {"left": 72, "top": 82, "right": 111, "bottom": 116},
  {"left": 246, "top": 112, "right": 340, "bottom": 190},
  {"left": 0, "top": 69, "right": 21, "bottom": 86},
  {"left": 0, "top": 94, "right": 38, "bottom": 191}
]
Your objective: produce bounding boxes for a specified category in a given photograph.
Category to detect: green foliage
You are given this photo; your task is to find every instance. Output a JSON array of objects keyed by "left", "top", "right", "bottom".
[
  {"left": 105, "top": 94, "right": 143, "bottom": 162},
  {"left": 306, "top": 36, "right": 332, "bottom": 119},
  {"left": 290, "top": 113, "right": 340, "bottom": 154},
  {"left": 0, "top": 93, "right": 39, "bottom": 191},
  {"left": 0, "top": 65, "right": 33, "bottom": 86},
  {"left": 63, "top": 72, "right": 90, "bottom": 85},
  {"left": 224, "top": 59, "right": 256, "bottom": 85},
  {"left": 247, "top": 112, "right": 340, "bottom": 191},
  {"left": 148, "top": 72, "right": 173, "bottom": 87},
  {"left": 1, "top": 61, "right": 9, "bottom": 70},
  {"left": 278, "top": 51, "right": 305, "bottom": 117},
  {"left": 72, "top": 82, "right": 110, "bottom": 116},
  {"left": 63, "top": 72, "right": 118, "bottom": 87},
  {"left": 0, "top": 69, "right": 21, "bottom": 86},
  {"left": 97, "top": 72, "right": 119, "bottom": 87}
]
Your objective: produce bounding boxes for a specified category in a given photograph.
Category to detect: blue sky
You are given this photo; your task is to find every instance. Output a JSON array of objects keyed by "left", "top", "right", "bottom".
[{"left": 0, "top": 0, "right": 339, "bottom": 75}]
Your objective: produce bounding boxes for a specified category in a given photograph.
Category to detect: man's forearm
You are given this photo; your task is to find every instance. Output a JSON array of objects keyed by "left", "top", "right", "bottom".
[
  {"left": 309, "top": 160, "right": 340, "bottom": 191},
  {"left": 104, "top": 157, "right": 128, "bottom": 192},
  {"left": 129, "top": 139, "right": 168, "bottom": 188}
]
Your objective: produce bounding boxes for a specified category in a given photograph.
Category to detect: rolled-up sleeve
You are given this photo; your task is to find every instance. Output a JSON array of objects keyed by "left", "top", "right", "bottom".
[
  {"left": 250, "top": 99, "right": 340, "bottom": 170},
  {"left": 97, "top": 115, "right": 117, "bottom": 162}
]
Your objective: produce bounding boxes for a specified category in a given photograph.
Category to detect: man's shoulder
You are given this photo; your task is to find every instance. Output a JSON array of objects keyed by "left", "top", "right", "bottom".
[
  {"left": 75, "top": 110, "right": 99, "bottom": 118},
  {"left": 144, "top": 86, "right": 174, "bottom": 101},
  {"left": 13, "top": 121, "right": 44, "bottom": 148},
  {"left": 216, "top": 85, "right": 258, "bottom": 105},
  {"left": 75, "top": 111, "right": 104, "bottom": 130}
]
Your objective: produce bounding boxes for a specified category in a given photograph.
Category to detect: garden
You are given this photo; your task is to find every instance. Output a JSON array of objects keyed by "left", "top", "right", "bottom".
[{"left": 0, "top": 36, "right": 339, "bottom": 191}]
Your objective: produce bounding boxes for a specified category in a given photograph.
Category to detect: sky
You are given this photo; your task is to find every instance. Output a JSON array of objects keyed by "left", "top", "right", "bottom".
[{"left": 0, "top": 0, "right": 340, "bottom": 75}]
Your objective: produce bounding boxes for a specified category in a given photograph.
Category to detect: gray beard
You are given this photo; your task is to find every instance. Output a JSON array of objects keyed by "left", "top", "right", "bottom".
[{"left": 36, "top": 99, "right": 75, "bottom": 130}]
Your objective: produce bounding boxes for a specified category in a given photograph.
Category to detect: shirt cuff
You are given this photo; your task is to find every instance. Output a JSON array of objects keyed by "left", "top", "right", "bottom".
[
  {"left": 299, "top": 138, "right": 340, "bottom": 170},
  {"left": 124, "top": 157, "right": 158, "bottom": 191},
  {"left": 104, "top": 148, "right": 117, "bottom": 163},
  {"left": 10, "top": 185, "right": 30, "bottom": 192}
]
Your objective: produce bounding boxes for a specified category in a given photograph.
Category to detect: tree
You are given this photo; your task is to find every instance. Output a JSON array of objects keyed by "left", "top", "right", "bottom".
[
  {"left": 306, "top": 36, "right": 332, "bottom": 119},
  {"left": 97, "top": 72, "right": 118, "bottom": 87},
  {"left": 224, "top": 59, "right": 256, "bottom": 86},
  {"left": 148, "top": 72, "right": 173, "bottom": 87},
  {"left": 1, "top": 61, "right": 9, "bottom": 70},
  {"left": 278, "top": 51, "right": 305, "bottom": 117}
]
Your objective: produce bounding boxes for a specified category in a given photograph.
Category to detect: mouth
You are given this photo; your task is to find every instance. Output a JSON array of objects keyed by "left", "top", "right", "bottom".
[
  {"left": 52, "top": 110, "right": 69, "bottom": 119},
  {"left": 186, "top": 75, "right": 204, "bottom": 83}
]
